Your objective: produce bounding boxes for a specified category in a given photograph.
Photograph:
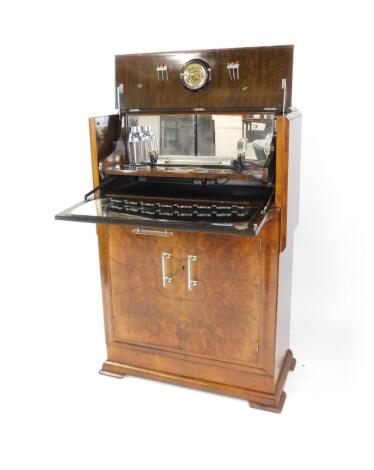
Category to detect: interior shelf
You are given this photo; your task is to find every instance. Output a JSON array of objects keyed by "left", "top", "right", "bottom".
[{"left": 103, "top": 163, "right": 273, "bottom": 183}]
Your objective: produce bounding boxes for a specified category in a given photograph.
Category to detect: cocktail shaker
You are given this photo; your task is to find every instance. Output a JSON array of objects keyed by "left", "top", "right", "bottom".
[{"left": 126, "top": 126, "right": 143, "bottom": 165}]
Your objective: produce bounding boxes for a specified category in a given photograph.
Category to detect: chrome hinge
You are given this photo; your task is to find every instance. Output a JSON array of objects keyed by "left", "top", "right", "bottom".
[
  {"left": 256, "top": 340, "right": 259, "bottom": 353},
  {"left": 261, "top": 190, "right": 274, "bottom": 215},
  {"left": 281, "top": 78, "right": 287, "bottom": 116},
  {"left": 117, "top": 84, "right": 124, "bottom": 115}
]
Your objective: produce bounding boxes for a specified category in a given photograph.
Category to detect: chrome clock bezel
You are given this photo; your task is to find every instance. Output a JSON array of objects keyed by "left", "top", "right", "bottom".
[{"left": 180, "top": 59, "right": 211, "bottom": 92}]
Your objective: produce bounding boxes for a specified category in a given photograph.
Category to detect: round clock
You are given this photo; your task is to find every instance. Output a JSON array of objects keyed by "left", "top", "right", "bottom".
[{"left": 180, "top": 60, "right": 211, "bottom": 91}]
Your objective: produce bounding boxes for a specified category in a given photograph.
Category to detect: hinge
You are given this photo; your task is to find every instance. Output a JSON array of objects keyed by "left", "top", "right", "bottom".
[
  {"left": 256, "top": 340, "right": 259, "bottom": 353},
  {"left": 260, "top": 190, "right": 274, "bottom": 215},
  {"left": 259, "top": 238, "right": 262, "bottom": 253},
  {"left": 281, "top": 78, "right": 287, "bottom": 116},
  {"left": 117, "top": 84, "right": 124, "bottom": 115}
]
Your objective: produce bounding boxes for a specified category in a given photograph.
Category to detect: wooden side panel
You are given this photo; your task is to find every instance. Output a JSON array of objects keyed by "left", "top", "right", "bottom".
[
  {"left": 115, "top": 45, "right": 293, "bottom": 110},
  {"left": 89, "top": 117, "right": 116, "bottom": 344},
  {"left": 89, "top": 117, "right": 100, "bottom": 187},
  {"left": 275, "top": 116, "right": 289, "bottom": 251},
  {"left": 275, "top": 111, "right": 301, "bottom": 251},
  {"left": 274, "top": 113, "right": 301, "bottom": 378},
  {"left": 97, "top": 224, "right": 114, "bottom": 344},
  {"left": 275, "top": 236, "right": 295, "bottom": 380},
  {"left": 90, "top": 114, "right": 121, "bottom": 166},
  {"left": 286, "top": 113, "right": 302, "bottom": 241},
  {"left": 257, "top": 210, "right": 280, "bottom": 376}
]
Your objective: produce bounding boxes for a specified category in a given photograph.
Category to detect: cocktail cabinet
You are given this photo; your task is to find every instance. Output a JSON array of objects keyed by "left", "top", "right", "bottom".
[{"left": 56, "top": 45, "right": 301, "bottom": 412}]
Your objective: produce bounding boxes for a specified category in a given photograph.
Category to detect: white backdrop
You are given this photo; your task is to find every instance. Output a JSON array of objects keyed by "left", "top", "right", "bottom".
[{"left": 1, "top": 1, "right": 373, "bottom": 469}]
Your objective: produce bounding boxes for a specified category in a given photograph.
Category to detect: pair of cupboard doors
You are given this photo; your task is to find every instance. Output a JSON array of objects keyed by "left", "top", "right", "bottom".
[{"left": 105, "top": 212, "right": 279, "bottom": 372}]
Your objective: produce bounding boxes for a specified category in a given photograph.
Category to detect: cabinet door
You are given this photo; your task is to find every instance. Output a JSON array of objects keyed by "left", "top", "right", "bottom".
[
  {"left": 109, "top": 225, "right": 187, "bottom": 350},
  {"left": 109, "top": 225, "right": 261, "bottom": 367},
  {"left": 176, "top": 232, "right": 261, "bottom": 366}
]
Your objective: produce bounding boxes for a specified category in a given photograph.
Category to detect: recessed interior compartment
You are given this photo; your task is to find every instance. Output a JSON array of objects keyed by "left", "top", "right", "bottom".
[
  {"left": 56, "top": 111, "right": 276, "bottom": 235},
  {"left": 99, "top": 112, "right": 275, "bottom": 184}
]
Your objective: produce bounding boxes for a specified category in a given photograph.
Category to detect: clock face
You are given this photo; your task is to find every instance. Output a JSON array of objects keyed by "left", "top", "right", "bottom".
[{"left": 180, "top": 60, "right": 211, "bottom": 91}]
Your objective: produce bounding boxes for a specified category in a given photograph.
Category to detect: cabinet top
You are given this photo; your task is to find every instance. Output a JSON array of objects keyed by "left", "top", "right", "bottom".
[{"left": 115, "top": 45, "right": 293, "bottom": 112}]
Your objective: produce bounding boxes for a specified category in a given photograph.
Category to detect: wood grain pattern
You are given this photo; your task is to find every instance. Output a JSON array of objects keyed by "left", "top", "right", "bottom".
[
  {"left": 106, "top": 340, "right": 275, "bottom": 392},
  {"left": 108, "top": 226, "right": 261, "bottom": 366},
  {"left": 89, "top": 120, "right": 115, "bottom": 343},
  {"left": 100, "top": 348, "right": 296, "bottom": 409},
  {"left": 92, "top": 114, "right": 121, "bottom": 163},
  {"left": 275, "top": 115, "right": 288, "bottom": 251},
  {"left": 179, "top": 231, "right": 260, "bottom": 365},
  {"left": 89, "top": 117, "right": 100, "bottom": 188},
  {"left": 96, "top": 211, "right": 285, "bottom": 397},
  {"left": 275, "top": 111, "right": 301, "bottom": 252},
  {"left": 256, "top": 209, "right": 281, "bottom": 375},
  {"left": 115, "top": 45, "right": 293, "bottom": 111},
  {"left": 275, "top": 233, "right": 295, "bottom": 380},
  {"left": 103, "top": 162, "right": 271, "bottom": 182}
]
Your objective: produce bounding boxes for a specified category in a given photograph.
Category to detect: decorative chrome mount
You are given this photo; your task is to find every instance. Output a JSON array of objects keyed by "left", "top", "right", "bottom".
[
  {"left": 157, "top": 64, "right": 169, "bottom": 81},
  {"left": 227, "top": 61, "right": 240, "bottom": 80}
]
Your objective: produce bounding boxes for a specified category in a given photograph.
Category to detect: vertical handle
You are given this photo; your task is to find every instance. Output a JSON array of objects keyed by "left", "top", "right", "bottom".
[
  {"left": 187, "top": 255, "right": 198, "bottom": 291},
  {"left": 161, "top": 252, "right": 172, "bottom": 287}
]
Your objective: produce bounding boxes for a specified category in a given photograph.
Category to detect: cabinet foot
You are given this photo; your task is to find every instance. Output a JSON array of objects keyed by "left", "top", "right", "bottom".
[
  {"left": 98, "top": 350, "right": 296, "bottom": 412},
  {"left": 99, "top": 366, "right": 125, "bottom": 379},
  {"left": 249, "top": 391, "right": 286, "bottom": 413}
]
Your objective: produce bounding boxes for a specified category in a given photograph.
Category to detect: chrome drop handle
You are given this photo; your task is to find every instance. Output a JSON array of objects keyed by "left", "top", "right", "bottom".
[
  {"left": 161, "top": 252, "right": 172, "bottom": 287},
  {"left": 187, "top": 255, "right": 198, "bottom": 291}
]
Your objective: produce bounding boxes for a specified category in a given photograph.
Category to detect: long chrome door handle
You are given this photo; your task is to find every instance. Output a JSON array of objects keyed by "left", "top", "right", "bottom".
[
  {"left": 161, "top": 252, "right": 172, "bottom": 287},
  {"left": 187, "top": 255, "right": 198, "bottom": 290}
]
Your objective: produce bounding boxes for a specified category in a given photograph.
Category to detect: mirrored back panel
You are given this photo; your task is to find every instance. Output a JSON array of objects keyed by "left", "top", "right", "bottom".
[{"left": 126, "top": 113, "right": 275, "bottom": 165}]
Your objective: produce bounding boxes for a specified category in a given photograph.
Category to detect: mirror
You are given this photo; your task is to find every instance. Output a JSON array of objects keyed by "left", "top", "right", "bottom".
[{"left": 126, "top": 113, "right": 274, "bottom": 164}]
